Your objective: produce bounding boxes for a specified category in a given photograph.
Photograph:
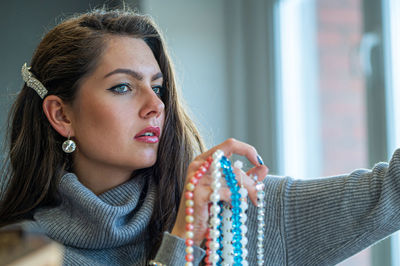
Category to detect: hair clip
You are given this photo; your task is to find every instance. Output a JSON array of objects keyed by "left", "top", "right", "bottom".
[{"left": 21, "top": 63, "right": 48, "bottom": 99}]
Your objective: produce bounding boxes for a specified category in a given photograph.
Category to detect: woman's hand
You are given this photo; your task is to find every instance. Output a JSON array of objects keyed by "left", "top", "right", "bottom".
[{"left": 171, "top": 138, "right": 269, "bottom": 246}]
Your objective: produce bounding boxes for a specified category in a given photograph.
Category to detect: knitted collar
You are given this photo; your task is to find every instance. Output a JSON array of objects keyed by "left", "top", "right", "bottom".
[{"left": 33, "top": 172, "right": 157, "bottom": 249}]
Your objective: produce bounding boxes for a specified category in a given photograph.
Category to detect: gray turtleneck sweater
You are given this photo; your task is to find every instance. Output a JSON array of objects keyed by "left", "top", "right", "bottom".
[{"left": 12, "top": 149, "right": 400, "bottom": 265}]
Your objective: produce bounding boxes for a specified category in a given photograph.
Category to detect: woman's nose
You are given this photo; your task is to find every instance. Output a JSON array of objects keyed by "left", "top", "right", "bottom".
[{"left": 139, "top": 87, "right": 165, "bottom": 119}]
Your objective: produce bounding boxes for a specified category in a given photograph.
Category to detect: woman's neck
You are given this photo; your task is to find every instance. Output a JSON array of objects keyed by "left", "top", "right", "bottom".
[{"left": 72, "top": 155, "right": 134, "bottom": 195}]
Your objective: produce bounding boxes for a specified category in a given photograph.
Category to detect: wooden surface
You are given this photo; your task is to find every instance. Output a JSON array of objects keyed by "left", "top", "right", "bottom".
[{"left": 0, "top": 226, "right": 63, "bottom": 266}]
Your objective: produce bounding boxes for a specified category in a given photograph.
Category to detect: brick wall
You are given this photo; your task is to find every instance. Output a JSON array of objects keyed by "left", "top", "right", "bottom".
[
  {"left": 317, "top": 0, "right": 369, "bottom": 265},
  {"left": 317, "top": 0, "right": 367, "bottom": 176}
]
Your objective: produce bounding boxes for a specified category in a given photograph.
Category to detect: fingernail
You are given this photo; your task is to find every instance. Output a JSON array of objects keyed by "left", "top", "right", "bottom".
[{"left": 257, "top": 155, "right": 264, "bottom": 165}]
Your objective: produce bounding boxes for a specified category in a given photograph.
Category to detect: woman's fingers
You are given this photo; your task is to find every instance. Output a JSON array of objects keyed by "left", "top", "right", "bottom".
[
  {"left": 196, "top": 138, "right": 261, "bottom": 167},
  {"left": 172, "top": 138, "right": 268, "bottom": 246},
  {"left": 247, "top": 165, "right": 269, "bottom": 183},
  {"left": 194, "top": 156, "right": 268, "bottom": 208},
  {"left": 196, "top": 182, "right": 232, "bottom": 204},
  {"left": 233, "top": 165, "right": 268, "bottom": 206},
  {"left": 186, "top": 177, "right": 232, "bottom": 243}
]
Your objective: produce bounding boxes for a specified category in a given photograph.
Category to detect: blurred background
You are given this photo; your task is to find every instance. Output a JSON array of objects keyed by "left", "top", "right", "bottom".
[{"left": 1, "top": 0, "right": 400, "bottom": 265}]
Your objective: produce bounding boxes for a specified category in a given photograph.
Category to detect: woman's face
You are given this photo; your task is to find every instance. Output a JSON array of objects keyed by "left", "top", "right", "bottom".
[{"left": 69, "top": 36, "right": 165, "bottom": 178}]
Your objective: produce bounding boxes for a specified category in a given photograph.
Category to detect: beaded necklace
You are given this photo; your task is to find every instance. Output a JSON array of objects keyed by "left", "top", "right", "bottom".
[
  {"left": 184, "top": 151, "right": 266, "bottom": 265},
  {"left": 234, "top": 160, "right": 249, "bottom": 266},
  {"left": 184, "top": 156, "right": 213, "bottom": 266},
  {"left": 220, "top": 156, "right": 243, "bottom": 266},
  {"left": 205, "top": 150, "right": 224, "bottom": 265},
  {"left": 255, "top": 178, "right": 266, "bottom": 266}
]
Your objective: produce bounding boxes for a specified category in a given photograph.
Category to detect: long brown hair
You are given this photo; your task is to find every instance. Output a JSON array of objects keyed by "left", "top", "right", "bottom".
[{"left": 0, "top": 8, "right": 205, "bottom": 258}]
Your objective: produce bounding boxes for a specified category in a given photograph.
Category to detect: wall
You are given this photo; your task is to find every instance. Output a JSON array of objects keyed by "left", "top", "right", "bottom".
[
  {"left": 0, "top": 0, "right": 116, "bottom": 149},
  {"left": 141, "top": 0, "right": 229, "bottom": 147}
]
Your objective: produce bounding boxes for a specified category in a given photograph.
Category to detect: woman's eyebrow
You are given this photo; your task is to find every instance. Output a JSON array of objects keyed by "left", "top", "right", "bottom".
[
  {"left": 152, "top": 72, "right": 163, "bottom": 81},
  {"left": 103, "top": 68, "right": 163, "bottom": 81}
]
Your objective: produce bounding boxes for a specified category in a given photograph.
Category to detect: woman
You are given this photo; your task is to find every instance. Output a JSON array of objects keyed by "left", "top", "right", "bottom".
[{"left": 1, "top": 8, "right": 400, "bottom": 266}]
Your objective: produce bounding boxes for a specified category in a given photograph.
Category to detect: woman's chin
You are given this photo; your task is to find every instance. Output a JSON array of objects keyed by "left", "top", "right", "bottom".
[{"left": 132, "top": 157, "right": 157, "bottom": 170}]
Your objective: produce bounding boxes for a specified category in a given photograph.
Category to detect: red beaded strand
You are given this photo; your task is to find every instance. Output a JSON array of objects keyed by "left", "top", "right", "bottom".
[{"left": 184, "top": 156, "right": 213, "bottom": 266}]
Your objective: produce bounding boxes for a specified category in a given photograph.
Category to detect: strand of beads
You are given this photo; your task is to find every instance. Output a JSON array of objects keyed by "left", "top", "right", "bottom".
[
  {"left": 233, "top": 160, "right": 249, "bottom": 266},
  {"left": 220, "top": 156, "right": 243, "bottom": 266},
  {"left": 221, "top": 202, "right": 233, "bottom": 265},
  {"left": 184, "top": 152, "right": 265, "bottom": 266},
  {"left": 205, "top": 150, "right": 224, "bottom": 265},
  {"left": 216, "top": 202, "right": 224, "bottom": 263},
  {"left": 255, "top": 178, "right": 266, "bottom": 266},
  {"left": 239, "top": 187, "right": 249, "bottom": 266},
  {"left": 185, "top": 156, "right": 213, "bottom": 266}
]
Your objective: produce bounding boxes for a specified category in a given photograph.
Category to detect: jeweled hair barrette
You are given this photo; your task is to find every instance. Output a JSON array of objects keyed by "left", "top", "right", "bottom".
[{"left": 21, "top": 63, "right": 48, "bottom": 99}]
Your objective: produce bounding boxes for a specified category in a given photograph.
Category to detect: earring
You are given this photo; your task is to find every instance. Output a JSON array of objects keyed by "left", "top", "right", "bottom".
[{"left": 62, "top": 135, "right": 76, "bottom": 153}]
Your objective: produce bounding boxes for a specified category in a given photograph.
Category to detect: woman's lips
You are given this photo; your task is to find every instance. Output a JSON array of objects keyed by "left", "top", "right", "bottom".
[
  {"left": 134, "top": 135, "right": 159, "bottom": 143},
  {"left": 134, "top": 126, "right": 160, "bottom": 143}
]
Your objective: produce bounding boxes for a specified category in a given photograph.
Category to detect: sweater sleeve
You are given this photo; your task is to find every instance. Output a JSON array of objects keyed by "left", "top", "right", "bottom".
[
  {"left": 153, "top": 232, "right": 205, "bottom": 265},
  {"left": 282, "top": 148, "right": 400, "bottom": 265}
]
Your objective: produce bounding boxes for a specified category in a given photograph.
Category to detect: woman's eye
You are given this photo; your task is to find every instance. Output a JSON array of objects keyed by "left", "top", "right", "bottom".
[
  {"left": 108, "top": 83, "right": 131, "bottom": 95},
  {"left": 152, "top": 85, "right": 165, "bottom": 98}
]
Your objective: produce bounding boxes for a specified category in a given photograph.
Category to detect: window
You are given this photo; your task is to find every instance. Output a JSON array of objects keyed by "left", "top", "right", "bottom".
[
  {"left": 276, "top": 0, "right": 370, "bottom": 264},
  {"left": 383, "top": 0, "right": 400, "bottom": 265}
]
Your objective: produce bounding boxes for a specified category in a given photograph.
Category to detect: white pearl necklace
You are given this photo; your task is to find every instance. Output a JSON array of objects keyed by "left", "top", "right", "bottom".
[
  {"left": 221, "top": 203, "right": 233, "bottom": 265},
  {"left": 206, "top": 150, "right": 224, "bottom": 265},
  {"left": 255, "top": 179, "right": 266, "bottom": 266}
]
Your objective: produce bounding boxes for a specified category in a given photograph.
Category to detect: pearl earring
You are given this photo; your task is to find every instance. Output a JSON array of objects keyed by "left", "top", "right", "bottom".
[{"left": 62, "top": 134, "right": 76, "bottom": 153}]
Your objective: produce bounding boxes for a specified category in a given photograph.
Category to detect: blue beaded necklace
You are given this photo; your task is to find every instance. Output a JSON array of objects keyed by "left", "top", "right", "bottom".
[{"left": 220, "top": 156, "right": 243, "bottom": 266}]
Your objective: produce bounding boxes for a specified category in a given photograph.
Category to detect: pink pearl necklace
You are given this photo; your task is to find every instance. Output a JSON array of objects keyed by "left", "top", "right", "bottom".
[{"left": 184, "top": 156, "right": 213, "bottom": 266}]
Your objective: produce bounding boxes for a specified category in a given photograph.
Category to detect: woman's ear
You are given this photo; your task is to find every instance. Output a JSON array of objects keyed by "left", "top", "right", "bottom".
[{"left": 42, "top": 95, "right": 74, "bottom": 138}]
